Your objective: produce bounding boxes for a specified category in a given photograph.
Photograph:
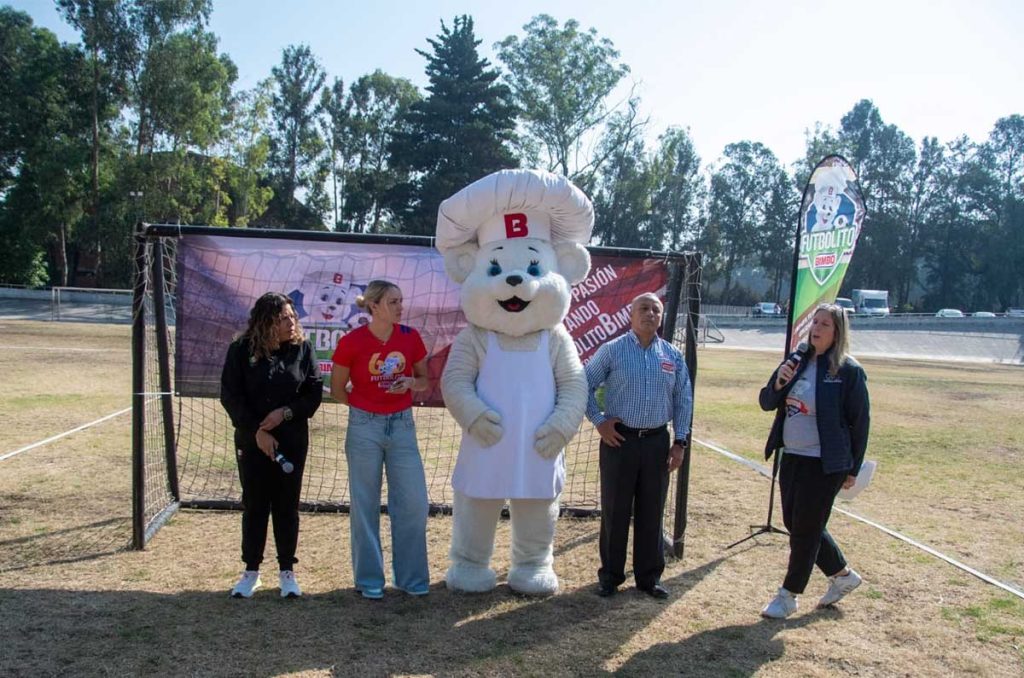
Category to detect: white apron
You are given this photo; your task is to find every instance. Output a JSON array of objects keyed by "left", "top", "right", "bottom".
[{"left": 452, "top": 331, "right": 562, "bottom": 499}]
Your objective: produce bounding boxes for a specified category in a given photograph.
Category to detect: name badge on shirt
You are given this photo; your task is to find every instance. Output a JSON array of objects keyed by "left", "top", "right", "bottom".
[{"left": 660, "top": 360, "right": 675, "bottom": 373}]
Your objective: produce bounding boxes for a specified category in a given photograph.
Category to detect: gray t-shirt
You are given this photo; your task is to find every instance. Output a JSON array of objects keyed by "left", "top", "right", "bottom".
[{"left": 783, "top": 359, "right": 821, "bottom": 458}]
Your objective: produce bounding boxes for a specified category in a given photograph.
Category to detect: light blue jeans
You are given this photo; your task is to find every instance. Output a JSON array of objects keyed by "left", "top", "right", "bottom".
[{"left": 345, "top": 406, "right": 429, "bottom": 593}]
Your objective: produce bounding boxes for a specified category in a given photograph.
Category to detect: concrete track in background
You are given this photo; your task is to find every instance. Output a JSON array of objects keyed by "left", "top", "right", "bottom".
[{"left": 705, "top": 317, "right": 1024, "bottom": 365}]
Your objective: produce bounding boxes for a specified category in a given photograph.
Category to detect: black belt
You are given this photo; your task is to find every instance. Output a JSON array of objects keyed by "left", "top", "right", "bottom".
[{"left": 615, "top": 423, "right": 668, "bottom": 438}]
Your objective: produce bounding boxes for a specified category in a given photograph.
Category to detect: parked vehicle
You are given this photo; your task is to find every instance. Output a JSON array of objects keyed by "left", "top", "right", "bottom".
[
  {"left": 752, "top": 302, "right": 782, "bottom": 317},
  {"left": 851, "top": 289, "right": 890, "bottom": 316},
  {"left": 935, "top": 308, "right": 964, "bottom": 318},
  {"left": 972, "top": 311, "right": 996, "bottom": 318},
  {"left": 835, "top": 297, "right": 855, "bottom": 314},
  {"left": 1006, "top": 308, "right": 1024, "bottom": 318}
]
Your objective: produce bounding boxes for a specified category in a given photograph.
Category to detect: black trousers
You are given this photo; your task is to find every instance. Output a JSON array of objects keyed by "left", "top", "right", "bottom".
[
  {"left": 598, "top": 427, "right": 670, "bottom": 589},
  {"left": 779, "top": 453, "right": 848, "bottom": 594},
  {"left": 236, "top": 442, "right": 306, "bottom": 571}
]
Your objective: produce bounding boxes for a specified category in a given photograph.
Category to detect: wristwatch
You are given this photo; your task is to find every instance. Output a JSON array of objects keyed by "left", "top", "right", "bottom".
[
  {"left": 282, "top": 406, "right": 293, "bottom": 422},
  {"left": 673, "top": 439, "right": 685, "bottom": 448}
]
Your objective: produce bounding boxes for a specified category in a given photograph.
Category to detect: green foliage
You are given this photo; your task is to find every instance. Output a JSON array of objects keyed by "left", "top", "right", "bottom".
[
  {"left": 265, "top": 44, "right": 327, "bottom": 229},
  {"left": 322, "top": 70, "right": 421, "bottom": 233},
  {"left": 0, "top": 7, "right": 92, "bottom": 286},
  {"left": 390, "top": 15, "right": 518, "bottom": 235},
  {"left": 707, "top": 142, "right": 787, "bottom": 301},
  {"left": 496, "top": 14, "right": 630, "bottom": 180}
]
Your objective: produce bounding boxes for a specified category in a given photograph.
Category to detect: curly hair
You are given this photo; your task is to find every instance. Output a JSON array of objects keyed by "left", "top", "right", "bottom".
[{"left": 241, "top": 292, "right": 305, "bottom": 360}]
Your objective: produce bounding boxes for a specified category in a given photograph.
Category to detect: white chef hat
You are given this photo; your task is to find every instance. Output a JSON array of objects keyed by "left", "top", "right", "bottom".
[{"left": 436, "top": 169, "right": 594, "bottom": 254}]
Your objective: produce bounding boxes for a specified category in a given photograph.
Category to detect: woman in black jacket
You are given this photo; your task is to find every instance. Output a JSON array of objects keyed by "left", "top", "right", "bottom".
[
  {"left": 758, "top": 303, "right": 870, "bottom": 618},
  {"left": 221, "top": 292, "right": 323, "bottom": 598}
]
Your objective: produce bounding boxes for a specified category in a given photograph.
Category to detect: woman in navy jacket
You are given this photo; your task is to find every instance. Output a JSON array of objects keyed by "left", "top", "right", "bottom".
[{"left": 758, "top": 303, "right": 870, "bottom": 618}]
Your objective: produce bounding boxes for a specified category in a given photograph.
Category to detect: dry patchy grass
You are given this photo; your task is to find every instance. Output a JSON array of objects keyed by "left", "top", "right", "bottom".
[{"left": 1, "top": 320, "right": 1022, "bottom": 677}]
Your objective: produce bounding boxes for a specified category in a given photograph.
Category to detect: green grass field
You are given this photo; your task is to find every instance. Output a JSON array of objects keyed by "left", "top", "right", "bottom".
[{"left": 1, "top": 320, "right": 1022, "bottom": 677}]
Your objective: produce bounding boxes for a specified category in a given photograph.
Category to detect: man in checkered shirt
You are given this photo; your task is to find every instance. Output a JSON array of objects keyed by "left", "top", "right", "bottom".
[{"left": 585, "top": 292, "right": 693, "bottom": 600}]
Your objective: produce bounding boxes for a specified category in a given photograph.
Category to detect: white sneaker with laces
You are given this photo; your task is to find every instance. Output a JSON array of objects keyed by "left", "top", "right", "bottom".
[
  {"left": 818, "top": 568, "right": 862, "bottom": 607},
  {"left": 231, "top": 570, "right": 261, "bottom": 598},
  {"left": 279, "top": 570, "right": 302, "bottom": 598},
  {"left": 761, "top": 587, "right": 798, "bottom": 619}
]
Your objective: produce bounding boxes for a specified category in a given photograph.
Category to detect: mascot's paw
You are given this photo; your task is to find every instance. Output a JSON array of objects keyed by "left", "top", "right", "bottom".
[
  {"left": 533, "top": 424, "right": 567, "bottom": 460},
  {"left": 445, "top": 562, "right": 498, "bottom": 593},
  {"left": 468, "top": 410, "right": 503, "bottom": 447},
  {"left": 508, "top": 565, "right": 559, "bottom": 596}
]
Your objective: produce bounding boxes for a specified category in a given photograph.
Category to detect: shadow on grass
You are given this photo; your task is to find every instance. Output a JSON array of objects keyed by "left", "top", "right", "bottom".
[
  {"left": 1, "top": 554, "right": 771, "bottom": 676},
  {"left": 614, "top": 612, "right": 828, "bottom": 676},
  {"left": 0, "top": 517, "right": 132, "bottom": 573}
]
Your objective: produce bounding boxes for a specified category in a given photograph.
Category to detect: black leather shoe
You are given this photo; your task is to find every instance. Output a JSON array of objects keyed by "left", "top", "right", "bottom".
[
  {"left": 639, "top": 583, "right": 669, "bottom": 599},
  {"left": 596, "top": 583, "right": 617, "bottom": 597}
]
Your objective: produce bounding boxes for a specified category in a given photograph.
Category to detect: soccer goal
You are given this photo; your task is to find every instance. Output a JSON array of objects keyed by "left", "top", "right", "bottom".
[{"left": 131, "top": 224, "right": 703, "bottom": 555}]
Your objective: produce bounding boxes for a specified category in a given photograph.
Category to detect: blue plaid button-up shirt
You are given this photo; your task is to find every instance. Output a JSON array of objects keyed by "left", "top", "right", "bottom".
[{"left": 584, "top": 330, "right": 692, "bottom": 440}]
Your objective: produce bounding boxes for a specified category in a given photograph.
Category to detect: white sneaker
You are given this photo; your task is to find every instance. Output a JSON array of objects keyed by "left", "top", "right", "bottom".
[
  {"left": 230, "top": 570, "right": 261, "bottom": 598},
  {"left": 279, "top": 570, "right": 302, "bottom": 598},
  {"left": 818, "top": 568, "right": 862, "bottom": 607},
  {"left": 761, "top": 587, "right": 798, "bottom": 619}
]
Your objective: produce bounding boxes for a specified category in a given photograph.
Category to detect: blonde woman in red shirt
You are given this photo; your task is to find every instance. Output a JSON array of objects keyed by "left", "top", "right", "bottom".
[{"left": 330, "top": 280, "right": 430, "bottom": 599}]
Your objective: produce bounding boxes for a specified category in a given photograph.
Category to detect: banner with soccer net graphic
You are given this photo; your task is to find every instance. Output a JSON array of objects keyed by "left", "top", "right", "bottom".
[{"left": 132, "top": 225, "right": 702, "bottom": 551}]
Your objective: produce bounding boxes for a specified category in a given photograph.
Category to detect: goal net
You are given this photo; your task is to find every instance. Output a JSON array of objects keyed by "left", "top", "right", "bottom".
[{"left": 132, "top": 225, "right": 703, "bottom": 552}]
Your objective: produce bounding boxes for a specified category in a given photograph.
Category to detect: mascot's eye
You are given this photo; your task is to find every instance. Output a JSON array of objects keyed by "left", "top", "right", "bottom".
[
  {"left": 320, "top": 294, "right": 329, "bottom": 302},
  {"left": 487, "top": 259, "right": 502, "bottom": 277},
  {"left": 527, "top": 260, "right": 541, "bottom": 277}
]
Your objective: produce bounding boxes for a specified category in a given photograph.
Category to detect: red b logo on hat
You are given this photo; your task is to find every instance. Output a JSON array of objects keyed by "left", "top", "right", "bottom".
[{"left": 504, "top": 213, "right": 529, "bottom": 239}]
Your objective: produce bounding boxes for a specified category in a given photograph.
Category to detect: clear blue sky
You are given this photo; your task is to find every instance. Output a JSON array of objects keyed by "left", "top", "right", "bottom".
[{"left": 9, "top": 0, "right": 1024, "bottom": 167}]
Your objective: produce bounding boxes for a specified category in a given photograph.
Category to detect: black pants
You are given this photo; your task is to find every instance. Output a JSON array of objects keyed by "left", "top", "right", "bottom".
[
  {"left": 236, "top": 443, "right": 306, "bottom": 571},
  {"left": 598, "top": 427, "right": 670, "bottom": 589},
  {"left": 779, "top": 453, "right": 848, "bottom": 594}
]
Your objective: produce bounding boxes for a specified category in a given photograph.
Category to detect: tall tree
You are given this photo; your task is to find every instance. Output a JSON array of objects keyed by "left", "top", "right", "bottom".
[
  {"left": 219, "top": 79, "right": 274, "bottom": 226},
  {"left": 976, "top": 115, "right": 1024, "bottom": 308},
  {"left": 55, "top": 0, "right": 131, "bottom": 282},
  {"left": 320, "top": 77, "right": 349, "bottom": 228},
  {"left": 390, "top": 15, "right": 518, "bottom": 235},
  {"left": 755, "top": 168, "right": 798, "bottom": 302},
  {"left": 922, "top": 136, "right": 989, "bottom": 309},
  {"left": 338, "top": 71, "right": 420, "bottom": 233},
  {"left": 266, "top": 44, "right": 327, "bottom": 228},
  {"left": 591, "top": 121, "right": 653, "bottom": 248},
  {"left": 0, "top": 8, "right": 91, "bottom": 285},
  {"left": 649, "top": 127, "right": 706, "bottom": 252},
  {"left": 496, "top": 14, "right": 632, "bottom": 183},
  {"left": 707, "top": 141, "right": 784, "bottom": 302},
  {"left": 834, "top": 100, "right": 916, "bottom": 297}
]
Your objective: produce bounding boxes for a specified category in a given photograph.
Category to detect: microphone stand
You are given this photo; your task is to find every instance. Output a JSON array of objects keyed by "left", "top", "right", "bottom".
[
  {"left": 727, "top": 350, "right": 806, "bottom": 549},
  {"left": 726, "top": 445, "right": 788, "bottom": 549}
]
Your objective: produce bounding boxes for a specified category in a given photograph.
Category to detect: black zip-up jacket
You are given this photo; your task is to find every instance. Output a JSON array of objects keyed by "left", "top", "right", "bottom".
[
  {"left": 220, "top": 337, "right": 323, "bottom": 454},
  {"left": 759, "top": 349, "right": 870, "bottom": 476}
]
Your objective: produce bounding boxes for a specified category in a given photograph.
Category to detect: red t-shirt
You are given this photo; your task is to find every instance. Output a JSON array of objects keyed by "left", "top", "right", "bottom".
[{"left": 331, "top": 324, "right": 427, "bottom": 414}]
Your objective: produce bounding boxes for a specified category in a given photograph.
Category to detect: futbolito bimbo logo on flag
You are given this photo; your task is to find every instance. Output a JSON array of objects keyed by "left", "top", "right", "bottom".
[{"left": 800, "top": 160, "right": 864, "bottom": 287}]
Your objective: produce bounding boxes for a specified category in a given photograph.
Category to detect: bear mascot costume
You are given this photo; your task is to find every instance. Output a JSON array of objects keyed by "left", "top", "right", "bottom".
[{"left": 437, "top": 169, "right": 593, "bottom": 595}]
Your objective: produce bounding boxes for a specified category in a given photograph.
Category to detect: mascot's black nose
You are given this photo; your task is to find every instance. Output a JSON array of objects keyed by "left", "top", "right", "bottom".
[{"left": 505, "top": 274, "right": 523, "bottom": 287}]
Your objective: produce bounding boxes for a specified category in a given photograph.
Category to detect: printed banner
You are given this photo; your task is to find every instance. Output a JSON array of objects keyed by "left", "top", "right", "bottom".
[
  {"left": 790, "top": 156, "right": 867, "bottom": 351},
  {"left": 175, "top": 234, "right": 670, "bottom": 406}
]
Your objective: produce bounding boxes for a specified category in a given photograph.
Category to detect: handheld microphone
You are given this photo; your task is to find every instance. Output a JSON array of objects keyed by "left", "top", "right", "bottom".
[
  {"left": 274, "top": 452, "right": 294, "bottom": 474},
  {"left": 778, "top": 342, "right": 810, "bottom": 386}
]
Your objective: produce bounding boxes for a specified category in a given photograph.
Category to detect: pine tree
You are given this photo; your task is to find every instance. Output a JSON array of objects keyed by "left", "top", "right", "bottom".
[{"left": 390, "top": 15, "right": 518, "bottom": 235}]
